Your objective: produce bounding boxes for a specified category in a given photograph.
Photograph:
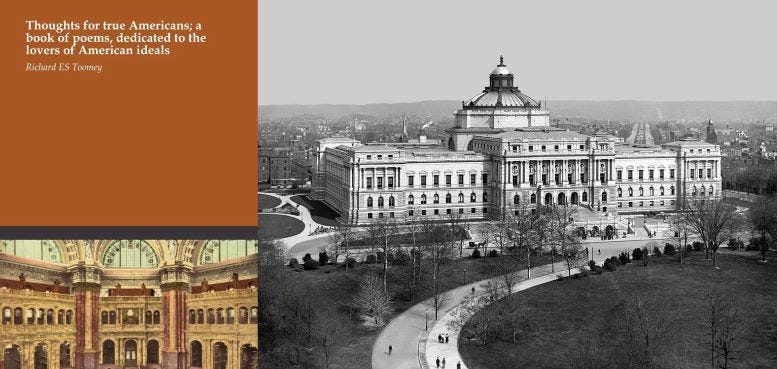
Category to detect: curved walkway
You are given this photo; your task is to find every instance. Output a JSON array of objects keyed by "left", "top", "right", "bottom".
[
  {"left": 372, "top": 243, "right": 637, "bottom": 369},
  {"left": 260, "top": 192, "right": 339, "bottom": 259}
]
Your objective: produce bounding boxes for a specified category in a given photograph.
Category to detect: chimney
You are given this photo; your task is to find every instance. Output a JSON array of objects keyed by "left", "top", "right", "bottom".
[{"left": 418, "top": 129, "right": 427, "bottom": 143}]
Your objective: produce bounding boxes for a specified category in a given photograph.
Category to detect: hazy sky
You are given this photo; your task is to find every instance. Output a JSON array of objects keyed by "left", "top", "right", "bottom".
[{"left": 259, "top": 0, "right": 777, "bottom": 105}]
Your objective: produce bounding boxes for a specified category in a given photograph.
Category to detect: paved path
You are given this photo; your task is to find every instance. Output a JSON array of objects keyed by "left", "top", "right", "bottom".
[
  {"left": 371, "top": 241, "right": 644, "bottom": 369},
  {"left": 260, "top": 192, "right": 336, "bottom": 258}
]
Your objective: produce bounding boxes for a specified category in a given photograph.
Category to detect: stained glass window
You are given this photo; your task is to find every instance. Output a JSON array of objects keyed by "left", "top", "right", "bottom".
[
  {"left": 102, "top": 240, "right": 158, "bottom": 268},
  {"left": 199, "top": 240, "right": 258, "bottom": 264},
  {"left": 0, "top": 240, "right": 62, "bottom": 263}
]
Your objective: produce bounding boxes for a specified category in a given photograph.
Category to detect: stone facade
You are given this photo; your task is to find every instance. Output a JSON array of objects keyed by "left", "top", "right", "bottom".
[{"left": 311, "top": 59, "right": 723, "bottom": 224}]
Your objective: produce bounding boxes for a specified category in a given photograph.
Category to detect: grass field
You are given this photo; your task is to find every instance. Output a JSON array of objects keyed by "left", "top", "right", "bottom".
[
  {"left": 258, "top": 193, "right": 282, "bottom": 209},
  {"left": 260, "top": 253, "right": 553, "bottom": 369},
  {"left": 258, "top": 213, "right": 304, "bottom": 240},
  {"left": 290, "top": 195, "right": 342, "bottom": 226},
  {"left": 459, "top": 250, "right": 777, "bottom": 369}
]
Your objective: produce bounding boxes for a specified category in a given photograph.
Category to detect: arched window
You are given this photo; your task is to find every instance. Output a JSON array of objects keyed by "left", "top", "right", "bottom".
[
  {"left": 459, "top": 193, "right": 464, "bottom": 203},
  {"left": 15, "top": 308, "right": 23, "bottom": 325},
  {"left": 582, "top": 192, "right": 588, "bottom": 202},
  {"left": 199, "top": 240, "right": 259, "bottom": 265},
  {"left": 483, "top": 192, "right": 488, "bottom": 203},
  {"left": 103, "top": 340, "right": 115, "bottom": 365},
  {"left": 700, "top": 186, "right": 706, "bottom": 196},
  {"left": 190, "top": 341, "right": 203, "bottom": 367},
  {"left": 217, "top": 308, "right": 225, "bottom": 324},
  {"left": 670, "top": 186, "right": 675, "bottom": 195},
  {"left": 189, "top": 310, "right": 196, "bottom": 324},
  {"left": 239, "top": 307, "right": 248, "bottom": 324},
  {"left": 513, "top": 195, "right": 520, "bottom": 205},
  {"left": 109, "top": 311, "right": 116, "bottom": 324},
  {"left": 709, "top": 186, "right": 714, "bottom": 195},
  {"left": 57, "top": 309, "right": 64, "bottom": 325},
  {"left": 408, "top": 195, "right": 414, "bottom": 205},
  {"left": 530, "top": 194, "right": 537, "bottom": 204},
  {"left": 2, "top": 307, "right": 10, "bottom": 325},
  {"left": 367, "top": 197, "right": 373, "bottom": 207},
  {"left": 649, "top": 187, "right": 654, "bottom": 196},
  {"left": 102, "top": 240, "right": 158, "bottom": 268},
  {"left": 60, "top": 342, "right": 71, "bottom": 369},
  {"left": 153, "top": 310, "right": 160, "bottom": 324},
  {"left": 27, "top": 308, "right": 35, "bottom": 324},
  {"left": 378, "top": 196, "right": 384, "bottom": 207},
  {"left": 617, "top": 188, "right": 622, "bottom": 197},
  {"left": 37, "top": 308, "right": 45, "bottom": 325},
  {"left": 433, "top": 194, "right": 439, "bottom": 204},
  {"left": 692, "top": 187, "right": 697, "bottom": 196},
  {"left": 389, "top": 196, "right": 395, "bottom": 207},
  {"left": 145, "top": 311, "right": 153, "bottom": 324},
  {"left": 421, "top": 194, "right": 427, "bottom": 204},
  {"left": 470, "top": 193, "right": 476, "bottom": 202},
  {"left": 34, "top": 344, "right": 47, "bottom": 369},
  {"left": 628, "top": 188, "right": 633, "bottom": 197},
  {"left": 445, "top": 194, "right": 452, "bottom": 204},
  {"left": 602, "top": 191, "right": 607, "bottom": 201},
  {"left": 660, "top": 186, "right": 664, "bottom": 195},
  {"left": 250, "top": 306, "right": 258, "bottom": 324},
  {"left": 639, "top": 187, "right": 644, "bottom": 196},
  {"left": 213, "top": 342, "right": 228, "bottom": 369},
  {"left": 0, "top": 240, "right": 62, "bottom": 263},
  {"left": 66, "top": 310, "right": 72, "bottom": 324},
  {"left": 197, "top": 309, "right": 204, "bottom": 324},
  {"left": 207, "top": 309, "right": 215, "bottom": 324},
  {"left": 227, "top": 308, "right": 235, "bottom": 324},
  {"left": 147, "top": 340, "right": 160, "bottom": 365},
  {"left": 46, "top": 309, "right": 54, "bottom": 325}
]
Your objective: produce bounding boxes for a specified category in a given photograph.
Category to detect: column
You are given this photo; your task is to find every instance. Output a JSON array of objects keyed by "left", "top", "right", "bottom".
[
  {"left": 397, "top": 167, "right": 401, "bottom": 187},
  {"left": 716, "top": 159, "right": 721, "bottom": 179},
  {"left": 69, "top": 263, "right": 101, "bottom": 369},
  {"left": 160, "top": 265, "right": 192, "bottom": 369}
]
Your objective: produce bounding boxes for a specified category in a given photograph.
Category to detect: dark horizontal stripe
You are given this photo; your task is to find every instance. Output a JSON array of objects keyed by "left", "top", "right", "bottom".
[{"left": 0, "top": 226, "right": 258, "bottom": 240}]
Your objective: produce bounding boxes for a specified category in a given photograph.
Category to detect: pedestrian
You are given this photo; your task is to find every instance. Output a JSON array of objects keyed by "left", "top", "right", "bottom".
[
  {"left": 445, "top": 334, "right": 449, "bottom": 343},
  {"left": 598, "top": 249, "right": 601, "bottom": 255},
  {"left": 388, "top": 345, "right": 392, "bottom": 355},
  {"left": 438, "top": 334, "right": 442, "bottom": 343},
  {"left": 442, "top": 357, "right": 446, "bottom": 368},
  {"left": 457, "top": 361, "right": 461, "bottom": 369},
  {"left": 436, "top": 357, "right": 440, "bottom": 368},
  {"left": 471, "top": 286, "right": 475, "bottom": 294}
]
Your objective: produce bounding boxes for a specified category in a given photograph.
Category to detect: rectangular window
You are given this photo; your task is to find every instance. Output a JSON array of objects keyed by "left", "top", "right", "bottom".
[
  {"left": 628, "top": 202, "right": 633, "bottom": 207},
  {"left": 471, "top": 208, "right": 476, "bottom": 213},
  {"left": 458, "top": 174, "right": 464, "bottom": 186},
  {"left": 377, "top": 177, "right": 383, "bottom": 189},
  {"left": 446, "top": 209, "right": 451, "bottom": 214},
  {"left": 368, "top": 213, "right": 373, "bottom": 219},
  {"left": 470, "top": 174, "right": 476, "bottom": 185},
  {"left": 433, "top": 175, "right": 439, "bottom": 186},
  {"left": 628, "top": 170, "right": 633, "bottom": 180},
  {"left": 408, "top": 176, "right": 414, "bottom": 187},
  {"left": 388, "top": 177, "right": 394, "bottom": 188},
  {"left": 421, "top": 175, "right": 427, "bottom": 186},
  {"left": 512, "top": 145, "right": 518, "bottom": 152},
  {"left": 446, "top": 175, "right": 452, "bottom": 187},
  {"left": 483, "top": 207, "right": 488, "bottom": 213},
  {"left": 649, "top": 170, "right": 654, "bottom": 180},
  {"left": 378, "top": 212, "right": 384, "bottom": 218},
  {"left": 659, "top": 169, "right": 664, "bottom": 179},
  {"left": 377, "top": 155, "right": 382, "bottom": 159},
  {"left": 707, "top": 169, "right": 712, "bottom": 178},
  {"left": 580, "top": 145, "right": 585, "bottom": 150},
  {"left": 389, "top": 212, "right": 394, "bottom": 218},
  {"left": 541, "top": 145, "right": 546, "bottom": 152},
  {"left": 670, "top": 169, "right": 675, "bottom": 178},
  {"left": 690, "top": 170, "right": 695, "bottom": 179},
  {"left": 421, "top": 210, "right": 426, "bottom": 215},
  {"left": 698, "top": 169, "right": 703, "bottom": 179},
  {"left": 388, "top": 155, "right": 393, "bottom": 158},
  {"left": 367, "top": 155, "right": 372, "bottom": 159},
  {"left": 567, "top": 145, "right": 572, "bottom": 150},
  {"left": 554, "top": 145, "right": 559, "bottom": 151},
  {"left": 408, "top": 210, "right": 414, "bottom": 216},
  {"left": 617, "top": 170, "right": 622, "bottom": 181},
  {"left": 638, "top": 170, "right": 644, "bottom": 180},
  {"left": 512, "top": 176, "right": 518, "bottom": 186},
  {"left": 482, "top": 174, "right": 488, "bottom": 184},
  {"left": 528, "top": 145, "right": 533, "bottom": 152},
  {"left": 459, "top": 208, "right": 464, "bottom": 214},
  {"left": 434, "top": 209, "right": 439, "bottom": 215},
  {"left": 366, "top": 177, "right": 372, "bottom": 189}
]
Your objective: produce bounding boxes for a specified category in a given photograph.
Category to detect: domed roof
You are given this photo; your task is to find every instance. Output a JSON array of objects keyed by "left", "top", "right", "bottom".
[
  {"left": 465, "top": 90, "right": 539, "bottom": 108},
  {"left": 490, "top": 55, "right": 511, "bottom": 75}
]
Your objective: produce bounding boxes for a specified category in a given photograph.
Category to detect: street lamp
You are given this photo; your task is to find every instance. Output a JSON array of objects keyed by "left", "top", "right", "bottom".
[
  {"left": 463, "top": 267, "right": 467, "bottom": 285},
  {"left": 425, "top": 308, "right": 428, "bottom": 331}
]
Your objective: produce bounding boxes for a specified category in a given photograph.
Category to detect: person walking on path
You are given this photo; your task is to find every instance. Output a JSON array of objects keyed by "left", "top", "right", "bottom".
[
  {"left": 456, "top": 361, "right": 461, "bottom": 369},
  {"left": 388, "top": 345, "right": 392, "bottom": 355},
  {"left": 471, "top": 286, "right": 475, "bottom": 294},
  {"left": 442, "top": 358, "right": 446, "bottom": 368},
  {"left": 445, "top": 334, "right": 449, "bottom": 343},
  {"left": 436, "top": 357, "right": 440, "bottom": 368}
]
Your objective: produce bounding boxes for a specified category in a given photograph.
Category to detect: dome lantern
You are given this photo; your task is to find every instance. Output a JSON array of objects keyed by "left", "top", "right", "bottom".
[{"left": 489, "top": 55, "right": 514, "bottom": 88}]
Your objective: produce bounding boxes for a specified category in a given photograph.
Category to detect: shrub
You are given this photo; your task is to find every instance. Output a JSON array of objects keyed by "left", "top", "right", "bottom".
[
  {"left": 618, "top": 251, "right": 630, "bottom": 265},
  {"left": 394, "top": 250, "right": 409, "bottom": 265},
  {"left": 488, "top": 249, "right": 499, "bottom": 258},
  {"left": 303, "top": 259, "right": 319, "bottom": 270},
  {"left": 288, "top": 258, "right": 300, "bottom": 268},
  {"left": 685, "top": 244, "right": 693, "bottom": 253},
  {"left": 366, "top": 254, "right": 377, "bottom": 264},
  {"left": 632, "top": 248, "right": 643, "bottom": 261},
  {"left": 603, "top": 260, "right": 617, "bottom": 272},
  {"left": 591, "top": 264, "right": 603, "bottom": 274},
  {"left": 692, "top": 241, "right": 704, "bottom": 252},
  {"left": 747, "top": 237, "right": 766, "bottom": 251},
  {"left": 653, "top": 246, "right": 662, "bottom": 257},
  {"left": 318, "top": 251, "right": 329, "bottom": 265},
  {"left": 345, "top": 258, "right": 357, "bottom": 268},
  {"left": 471, "top": 248, "right": 481, "bottom": 259},
  {"left": 664, "top": 244, "right": 676, "bottom": 256},
  {"left": 386, "top": 252, "right": 396, "bottom": 263},
  {"left": 376, "top": 252, "right": 386, "bottom": 264},
  {"left": 588, "top": 259, "right": 597, "bottom": 269},
  {"left": 302, "top": 253, "right": 312, "bottom": 263}
]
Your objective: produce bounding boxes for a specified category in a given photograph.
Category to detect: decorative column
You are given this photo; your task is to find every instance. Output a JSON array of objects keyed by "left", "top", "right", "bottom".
[
  {"left": 160, "top": 263, "right": 192, "bottom": 369},
  {"left": 68, "top": 262, "right": 102, "bottom": 369}
]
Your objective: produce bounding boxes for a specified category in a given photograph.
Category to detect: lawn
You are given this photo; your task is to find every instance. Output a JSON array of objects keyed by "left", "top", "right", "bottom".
[
  {"left": 459, "top": 250, "right": 777, "bottom": 369},
  {"left": 290, "top": 195, "right": 342, "bottom": 226},
  {"left": 258, "top": 193, "right": 282, "bottom": 209},
  {"left": 260, "top": 253, "right": 554, "bottom": 369},
  {"left": 258, "top": 213, "right": 304, "bottom": 240}
]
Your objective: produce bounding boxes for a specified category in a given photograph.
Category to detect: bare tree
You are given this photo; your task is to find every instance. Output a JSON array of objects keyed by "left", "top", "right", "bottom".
[
  {"left": 327, "top": 224, "right": 359, "bottom": 270},
  {"left": 609, "top": 298, "right": 668, "bottom": 368},
  {"left": 366, "top": 217, "right": 400, "bottom": 292},
  {"left": 353, "top": 271, "right": 392, "bottom": 326},
  {"left": 508, "top": 203, "right": 540, "bottom": 278},
  {"left": 532, "top": 205, "right": 555, "bottom": 272},
  {"left": 683, "top": 199, "right": 741, "bottom": 267},
  {"left": 315, "top": 318, "right": 339, "bottom": 369},
  {"left": 748, "top": 197, "right": 777, "bottom": 262},
  {"left": 559, "top": 234, "right": 585, "bottom": 277},
  {"left": 483, "top": 212, "right": 512, "bottom": 256},
  {"left": 447, "top": 295, "right": 499, "bottom": 346},
  {"left": 548, "top": 205, "right": 582, "bottom": 277},
  {"left": 704, "top": 288, "right": 745, "bottom": 369},
  {"left": 442, "top": 209, "right": 467, "bottom": 257},
  {"left": 421, "top": 220, "right": 455, "bottom": 320},
  {"left": 668, "top": 213, "right": 692, "bottom": 264}
]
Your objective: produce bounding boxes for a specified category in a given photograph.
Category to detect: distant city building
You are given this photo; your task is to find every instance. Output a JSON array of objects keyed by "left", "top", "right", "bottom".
[{"left": 312, "top": 58, "right": 722, "bottom": 224}]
